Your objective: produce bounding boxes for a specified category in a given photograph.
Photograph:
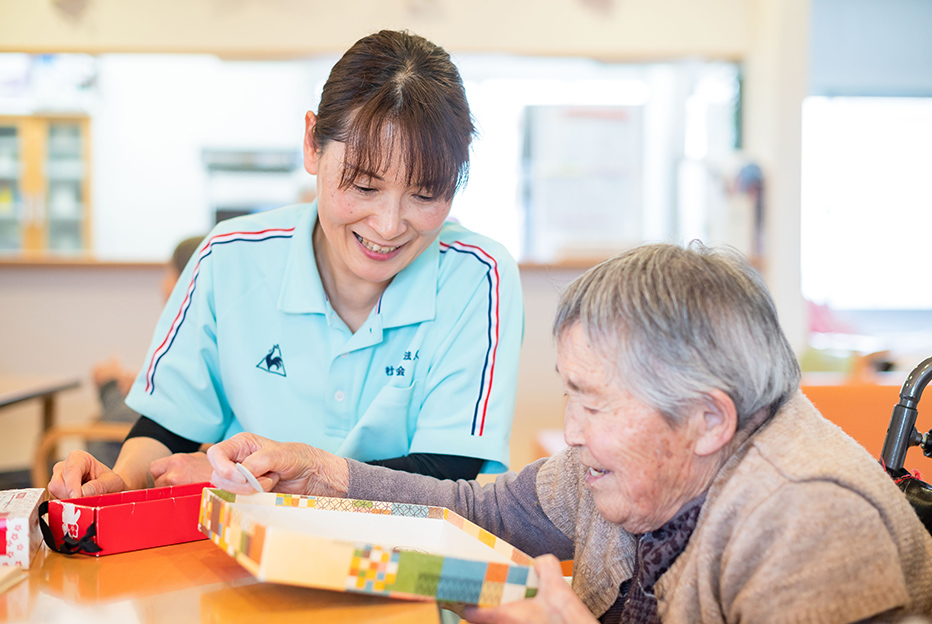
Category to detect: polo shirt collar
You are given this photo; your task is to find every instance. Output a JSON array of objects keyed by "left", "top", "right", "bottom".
[
  {"left": 278, "top": 202, "right": 328, "bottom": 314},
  {"left": 278, "top": 201, "right": 439, "bottom": 328},
  {"left": 378, "top": 236, "right": 438, "bottom": 328}
]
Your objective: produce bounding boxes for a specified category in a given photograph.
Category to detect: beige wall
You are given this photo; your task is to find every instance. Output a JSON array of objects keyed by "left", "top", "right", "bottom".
[
  {"left": 0, "top": 0, "right": 749, "bottom": 59},
  {"left": 742, "top": 0, "right": 808, "bottom": 356},
  {"left": 0, "top": 265, "right": 164, "bottom": 470}
]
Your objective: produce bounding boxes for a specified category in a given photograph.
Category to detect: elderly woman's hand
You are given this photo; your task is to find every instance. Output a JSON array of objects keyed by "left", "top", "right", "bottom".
[
  {"left": 462, "top": 554, "right": 597, "bottom": 624},
  {"left": 207, "top": 432, "right": 349, "bottom": 498}
]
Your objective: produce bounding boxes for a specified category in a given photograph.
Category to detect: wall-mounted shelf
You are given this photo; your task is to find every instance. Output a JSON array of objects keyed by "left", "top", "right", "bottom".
[
  {"left": 0, "top": 114, "right": 92, "bottom": 254},
  {"left": 201, "top": 149, "right": 298, "bottom": 173},
  {"left": 201, "top": 148, "right": 303, "bottom": 225}
]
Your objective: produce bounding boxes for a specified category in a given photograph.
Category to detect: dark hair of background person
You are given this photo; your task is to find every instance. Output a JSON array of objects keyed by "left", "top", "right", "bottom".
[
  {"left": 312, "top": 29, "right": 475, "bottom": 201},
  {"left": 171, "top": 236, "right": 204, "bottom": 275}
]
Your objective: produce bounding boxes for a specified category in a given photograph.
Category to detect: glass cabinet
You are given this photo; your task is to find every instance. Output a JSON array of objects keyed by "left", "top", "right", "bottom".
[{"left": 0, "top": 115, "right": 91, "bottom": 254}]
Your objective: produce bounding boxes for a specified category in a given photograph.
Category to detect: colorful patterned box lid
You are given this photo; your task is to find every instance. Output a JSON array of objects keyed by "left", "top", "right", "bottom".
[{"left": 198, "top": 488, "right": 538, "bottom": 607}]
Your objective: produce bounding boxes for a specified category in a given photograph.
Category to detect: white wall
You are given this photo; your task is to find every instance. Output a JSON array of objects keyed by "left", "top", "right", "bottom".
[{"left": 810, "top": 0, "right": 932, "bottom": 96}]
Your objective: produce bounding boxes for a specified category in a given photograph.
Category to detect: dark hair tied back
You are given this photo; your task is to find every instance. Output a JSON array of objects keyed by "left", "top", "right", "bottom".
[{"left": 313, "top": 30, "right": 474, "bottom": 200}]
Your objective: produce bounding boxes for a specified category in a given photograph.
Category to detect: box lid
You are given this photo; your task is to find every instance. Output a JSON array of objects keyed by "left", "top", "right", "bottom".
[{"left": 198, "top": 489, "right": 539, "bottom": 607}]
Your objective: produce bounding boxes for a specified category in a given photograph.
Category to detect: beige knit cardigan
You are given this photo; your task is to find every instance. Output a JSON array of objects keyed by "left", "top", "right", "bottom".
[{"left": 537, "top": 392, "right": 932, "bottom": 623}]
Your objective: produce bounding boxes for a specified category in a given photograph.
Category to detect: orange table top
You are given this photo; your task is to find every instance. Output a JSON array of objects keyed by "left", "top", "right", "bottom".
[{"left": 1, "top": 539, "right": 442, "bottom": 623}]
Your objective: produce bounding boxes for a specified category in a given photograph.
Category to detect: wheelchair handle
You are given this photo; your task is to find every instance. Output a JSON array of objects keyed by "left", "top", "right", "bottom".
[{"left": 880, "top": 356, "right": 932, "bottom": 471}]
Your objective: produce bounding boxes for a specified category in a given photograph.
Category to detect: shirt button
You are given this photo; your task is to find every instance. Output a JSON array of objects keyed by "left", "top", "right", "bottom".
[{"left": 334, "top": 390, "right": 345, "bottom": 402}]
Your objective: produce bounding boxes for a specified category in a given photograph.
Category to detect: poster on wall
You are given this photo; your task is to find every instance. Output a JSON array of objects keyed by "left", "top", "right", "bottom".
[{"left": 522, "top": 105, "right": 643, "bottom": 263}]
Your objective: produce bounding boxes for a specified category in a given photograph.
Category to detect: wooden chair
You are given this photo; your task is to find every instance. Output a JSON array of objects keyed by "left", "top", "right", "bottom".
[{"left": 31, "top": 423, "right": 132, "bottom": 488}]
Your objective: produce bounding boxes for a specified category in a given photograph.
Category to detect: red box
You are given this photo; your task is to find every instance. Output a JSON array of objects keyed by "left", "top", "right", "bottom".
[{"left": 46, "top": 482, "right": 210, "bottom": 556}]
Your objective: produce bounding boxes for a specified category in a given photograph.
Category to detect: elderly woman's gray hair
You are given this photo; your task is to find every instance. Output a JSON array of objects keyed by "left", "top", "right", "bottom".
[{"left": 553, "top": 242, "right": 801, "bottom": 428}]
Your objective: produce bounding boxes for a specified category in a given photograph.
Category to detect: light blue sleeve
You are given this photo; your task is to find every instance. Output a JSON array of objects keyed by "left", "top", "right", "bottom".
[
  {"left": 408, "top": 243, "right": 524, "bottom": 473},
  {"left": 125, "top": 240, "right": 233, "bottom": 443}
]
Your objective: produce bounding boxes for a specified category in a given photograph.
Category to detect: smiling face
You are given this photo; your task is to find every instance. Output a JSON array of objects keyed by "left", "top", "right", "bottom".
[
  {"left": 306, "top": 122, "right": 453, "bottom": 299},
  {"left": 557, "top": 323, "right": 709, "bottom": 534}
]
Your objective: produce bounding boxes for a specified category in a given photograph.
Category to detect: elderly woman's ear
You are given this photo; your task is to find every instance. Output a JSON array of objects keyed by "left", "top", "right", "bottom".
[{"left": 691, "top": 389, "right": 738, "bottom": 457}]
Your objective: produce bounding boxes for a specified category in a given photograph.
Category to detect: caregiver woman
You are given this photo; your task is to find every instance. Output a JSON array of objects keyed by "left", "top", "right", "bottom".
[{"left": 50, "top": 29, "right": 523, "bottom": 499}]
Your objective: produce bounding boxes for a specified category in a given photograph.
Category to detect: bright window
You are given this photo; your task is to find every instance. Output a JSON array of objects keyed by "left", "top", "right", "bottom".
[
  {"left": 801, "top": 96, "right": 932, "bottom": 310},
  {"left": 801, "top": 96, "right": 932, "bottom": 354}
]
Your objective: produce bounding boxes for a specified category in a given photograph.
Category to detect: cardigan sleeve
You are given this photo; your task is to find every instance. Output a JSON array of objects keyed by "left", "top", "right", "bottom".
[
  {"left": 535, "top": 446, "right": 584, "bottom": 541},
  {"left": 347, "top": 457, "right": 574, "bottom": 560}
]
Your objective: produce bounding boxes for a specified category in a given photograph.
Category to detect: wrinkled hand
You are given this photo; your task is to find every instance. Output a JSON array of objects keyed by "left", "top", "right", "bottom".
[
  {"left": 462, "top": 555, "right": 596, "bottom": 624},
  {"left": 150, "top": 452, "right": 213, "bottom": 487},
  {"left": 207, "top": 432, "right": 348, "bottom": 497},
  {"left": 48, "top": 450, "right": 128, "bottom": 500}
]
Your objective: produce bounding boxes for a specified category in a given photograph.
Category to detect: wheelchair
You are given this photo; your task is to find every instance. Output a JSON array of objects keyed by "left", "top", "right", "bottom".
[{"left": 881, "top": 356, "right": 932, "bottom": 535}]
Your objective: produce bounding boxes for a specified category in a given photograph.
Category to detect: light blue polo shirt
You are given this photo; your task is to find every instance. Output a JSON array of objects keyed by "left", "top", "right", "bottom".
[{"left": 126, "top": 202, "right": 524, "bottom": 473}]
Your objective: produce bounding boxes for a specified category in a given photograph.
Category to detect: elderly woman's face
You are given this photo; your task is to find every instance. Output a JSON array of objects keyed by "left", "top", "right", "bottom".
[{"left": 558, "top": 323, "right": 704, "bottom": 534}]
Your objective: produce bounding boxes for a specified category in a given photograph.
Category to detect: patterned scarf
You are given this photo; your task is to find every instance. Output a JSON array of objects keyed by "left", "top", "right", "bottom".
[{"left": 599, "top": 493, "right": 706, "bottom": 624}]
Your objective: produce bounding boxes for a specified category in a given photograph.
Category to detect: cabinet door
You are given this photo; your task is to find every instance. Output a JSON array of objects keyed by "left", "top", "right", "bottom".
[
  {"left": 43, "top": 119, "right": 90, "bottom": 252},
  {"left": 0, "top": 115, "right": 91, "bottom": 254},
  {"left": 0, "top": 120, "right": 25, "bottom": 252},
  {"left": 19, "top": 117, "right": 44, "bottom": 251}
]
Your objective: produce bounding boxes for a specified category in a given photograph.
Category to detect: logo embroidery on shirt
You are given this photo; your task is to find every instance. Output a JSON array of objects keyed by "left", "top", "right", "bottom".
[
  {"left": 385, "top": 365, "right": 405, "bottom": 377},
  {"left": 257, "top": 344, "right": 286, "bottom": 377},
  {"left": 386, "top": 350, "right": 419, "bottom": 376}
]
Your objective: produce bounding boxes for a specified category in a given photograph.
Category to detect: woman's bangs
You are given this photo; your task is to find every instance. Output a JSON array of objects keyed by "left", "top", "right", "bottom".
[{"left": 339, "top": 97, "right": 466, "bottom": 200}]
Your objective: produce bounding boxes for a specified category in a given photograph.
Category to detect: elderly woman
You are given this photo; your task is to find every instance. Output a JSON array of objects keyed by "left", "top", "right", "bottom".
[{"left": 209, "top": 242, "right": 932, "bottom": 623}]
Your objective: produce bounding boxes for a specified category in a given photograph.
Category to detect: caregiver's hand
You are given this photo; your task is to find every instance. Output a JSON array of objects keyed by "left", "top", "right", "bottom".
[
  {"left": 207, "top": 432, "right": 349, "bottom": 497},
  {"left": 48, "top": 437, "right": 172, "bottom": 499},
  {"left": 462, "top": 554, "right": 597, "bottom": 624},
  {"left": 48, "top": 450, "right": 127, "bottom": 499},
  {"left": 150, "top": 451, "right": 212, "bottom": 487}
]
